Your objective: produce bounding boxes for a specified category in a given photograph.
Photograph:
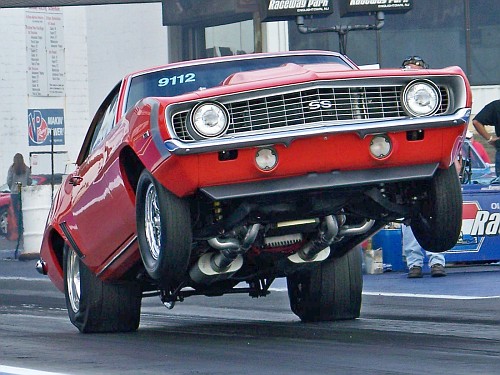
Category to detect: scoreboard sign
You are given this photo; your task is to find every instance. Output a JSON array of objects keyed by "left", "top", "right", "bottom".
[
  {"left": 260, "top": 0, "right": 333, "bottom": 22},
  {"left": 0, "top": 1, "right": 159, "bottom": 7},
  {"left": 340, "top": 0, "right": 413, "bottom": 17}
]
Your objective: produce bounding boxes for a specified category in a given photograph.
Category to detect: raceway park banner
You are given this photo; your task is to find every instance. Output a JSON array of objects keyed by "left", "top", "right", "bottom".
[
  {"left": 445, "top": 188, "right": 500, "bottom": 263},
  {"left": 340, "top": 0, "right": 413, "bottom": 17},
  {"left": 28, "top": 108, "right": 65, "bottom": 146},
  {"left": 260, "top": 0, "right": 333, "bottom": 22}
]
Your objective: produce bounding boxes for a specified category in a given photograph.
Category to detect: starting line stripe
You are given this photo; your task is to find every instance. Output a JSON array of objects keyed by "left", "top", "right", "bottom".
[
  {"left": 4, "top": 281, "right": 498, "bottom": 300},
  {"left": 362, "top": 291, "right": 500, "bottom": 300},
  {"left": 0, "top": 277, "right": 50, "bottom": 282},
  {"left": 270, "top": 287, "right": 499, "bottom": 299},
  {"left": 0, "top": 366, "right": 67, "bottom": 375}
]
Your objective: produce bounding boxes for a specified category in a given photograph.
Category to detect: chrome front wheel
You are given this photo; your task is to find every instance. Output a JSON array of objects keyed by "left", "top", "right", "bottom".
[
  {"left": 136, "top": 170, "right": 192, "bottom": 287},
  {"left": 144, "top": 183, "right": 161, "bottom": 261}
]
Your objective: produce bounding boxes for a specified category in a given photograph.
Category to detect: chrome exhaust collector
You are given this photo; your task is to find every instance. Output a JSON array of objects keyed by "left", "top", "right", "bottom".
[
  {"left": 289, "top": 215, "right": 338, "bottom": 263},
  {"left": 338, "top": 219, "right": 375, "bottom": 236},
  {"left": 288, "top": 217, "right": 376, "bottom": 264},
  {"left": 189, "top": 224, "right": 260, "bottom": 285}
]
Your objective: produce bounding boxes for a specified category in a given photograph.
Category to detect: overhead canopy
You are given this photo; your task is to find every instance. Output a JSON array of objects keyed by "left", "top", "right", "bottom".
[
  {"left": 0, "top": 0, "right": 159, "bottom": 7},
  {"left": 0, "top": 0, "right": 259, "bottom": 28},
  {"left": 162, "top": 0, "right": 258, "bottom": 27}
]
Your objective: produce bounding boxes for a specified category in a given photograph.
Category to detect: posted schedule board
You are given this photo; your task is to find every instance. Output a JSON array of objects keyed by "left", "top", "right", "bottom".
[{"left": 26, "top": 7, "right": 65, "bottom": 97}]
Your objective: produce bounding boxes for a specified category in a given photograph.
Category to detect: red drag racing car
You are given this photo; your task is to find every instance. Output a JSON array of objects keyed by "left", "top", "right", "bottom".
[{"left": 37, "top": 51, "right": 471, "bottom": 333}]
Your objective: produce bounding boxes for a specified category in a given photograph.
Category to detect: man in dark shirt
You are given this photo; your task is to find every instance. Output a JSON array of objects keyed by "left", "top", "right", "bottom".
[{"left": 472, "top": 99, "right": 500, "bottom": 176}]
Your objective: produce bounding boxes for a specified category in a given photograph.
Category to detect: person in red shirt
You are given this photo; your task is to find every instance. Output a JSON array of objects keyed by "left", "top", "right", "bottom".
[{"left": 467, "top": 131, "right": 491, "bottom": 163}]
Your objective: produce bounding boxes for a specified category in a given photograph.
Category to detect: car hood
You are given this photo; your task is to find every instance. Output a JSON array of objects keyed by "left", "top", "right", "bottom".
[{"left": 147, "top": 64, "right": 469, "bottom": 108}]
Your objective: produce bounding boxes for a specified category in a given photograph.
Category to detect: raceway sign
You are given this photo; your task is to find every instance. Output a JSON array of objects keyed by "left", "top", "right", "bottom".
[
  {"left": 469, "top": 209, "right": 500, "bottom": 236},
  {"left": 450, "top": 197, "right": 500, "bottom": 262},
  {"left": 260, "top": 0, "right": 333, "bottom": 21},
  {"left": 340, "top": 0, "right": 413, "bottom": 16},
  {"left": 28, "top": 108, "right": 65, "bottom": 146}
]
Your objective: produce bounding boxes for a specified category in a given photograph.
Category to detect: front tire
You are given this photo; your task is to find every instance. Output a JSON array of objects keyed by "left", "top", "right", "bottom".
[
  {"left": 287, "top": 245, "right": 363, "bottom": 322},
  {"left": 63, "top": 244, "right": 142, "bottom": 333},
  {"left": 136, "top": 170, "right": 192, "bottom": 288},
  {"left": 411, "top": 165, "right": 462, "bottom": 252}
]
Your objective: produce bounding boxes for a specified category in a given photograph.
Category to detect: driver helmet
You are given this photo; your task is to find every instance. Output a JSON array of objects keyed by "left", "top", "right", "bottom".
[{"left": 402, "top": 56, "right": 429, "bottom": 69}]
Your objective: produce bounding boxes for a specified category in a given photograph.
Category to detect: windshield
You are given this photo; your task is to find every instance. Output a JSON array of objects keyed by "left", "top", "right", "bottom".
[{"left": 125, "top": 54, "right": 350, "bottom": 112}]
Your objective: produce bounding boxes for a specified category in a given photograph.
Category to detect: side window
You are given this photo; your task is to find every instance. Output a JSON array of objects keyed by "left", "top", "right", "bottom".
[{"left": 89, "top": 93, "right": 119, "bottom": 153}]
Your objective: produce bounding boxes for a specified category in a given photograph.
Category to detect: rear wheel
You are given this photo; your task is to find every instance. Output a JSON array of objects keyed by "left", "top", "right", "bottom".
[
  {"left": 411, "top": 165, "right": 462, "bottom": 252},
  {"left": 287, "top": 245, "right": 363, "bottom": 322},
  {"left": 63, "top": 244, "right": 142, "bottom": 333},
  {"left": 136, "top": 170, "right": 192, "bottom": 288}
]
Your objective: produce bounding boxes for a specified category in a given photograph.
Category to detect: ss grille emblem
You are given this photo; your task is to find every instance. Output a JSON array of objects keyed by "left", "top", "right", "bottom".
[{"left": 308, "top": 100, "right": 333, "bottom": 110}]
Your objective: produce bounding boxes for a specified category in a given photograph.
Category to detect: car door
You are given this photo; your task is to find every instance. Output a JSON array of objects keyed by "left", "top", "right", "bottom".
[{"left": 63, "top": 86, "right": 133, "bottom": 269}]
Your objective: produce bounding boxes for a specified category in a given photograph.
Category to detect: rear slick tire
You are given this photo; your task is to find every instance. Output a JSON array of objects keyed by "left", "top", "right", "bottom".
[
  {"left": 63, "top": 244, "right": 142, "bottom": 333},
  {"left": 287, "top": 246, "right": 363, "bottom": 322}
]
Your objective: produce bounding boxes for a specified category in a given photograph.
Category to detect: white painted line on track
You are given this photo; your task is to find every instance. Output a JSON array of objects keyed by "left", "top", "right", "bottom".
[
  {"left": 5, "top": 281, "right": 498, "bottom": 299},
  {"left": 0, "top": 277, "right": 49, "bottom": 282},
  {"left": 269, "top": 287, "right": 287, "bottom": 292},
  {"left": 0, "top": 366, "right": 67, "bottom": 375},
  {"left": 271, "top": 287, "right": 499, "bottom": 299},
  {"left": 362, "top": 291, "right": 500, "bottom": 299}
]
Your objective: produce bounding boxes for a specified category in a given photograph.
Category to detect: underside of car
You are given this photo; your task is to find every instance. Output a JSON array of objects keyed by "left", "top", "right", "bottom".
[
  {"left": 132, "top": 159, "right": 461, "bottom": 316},
  {"left": 57, "top": 157, "right": 461, "bottom": 333}
]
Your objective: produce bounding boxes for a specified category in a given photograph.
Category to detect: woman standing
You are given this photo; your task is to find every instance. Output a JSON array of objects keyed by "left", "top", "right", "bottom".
[
  {"left": 6, "top": 153, "right": 32, "bottom": 240},
  {"left": 7, "top": 153, "right": 32, "bottom": 192}
]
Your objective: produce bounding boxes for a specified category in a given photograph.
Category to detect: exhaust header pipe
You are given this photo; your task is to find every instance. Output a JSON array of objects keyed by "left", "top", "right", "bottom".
[
  {"left": 189, "top": 224, "right": 260, "bottom": 285},
  {"left": 295, "top": 215, "right": 338, "bottom": 261}
]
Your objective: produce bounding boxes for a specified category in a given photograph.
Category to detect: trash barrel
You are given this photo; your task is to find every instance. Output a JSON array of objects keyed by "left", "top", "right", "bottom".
[
  {"left": 19, "top": 185, "right": 54, "bottom": 260},
  {"left": 372, "top": 228, "right": 406, "bottom": 272}
]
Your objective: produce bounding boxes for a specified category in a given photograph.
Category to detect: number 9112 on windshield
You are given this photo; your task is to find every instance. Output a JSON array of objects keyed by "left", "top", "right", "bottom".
[{"left": 158, "top": 72, "right": 196, "bottom": 87}]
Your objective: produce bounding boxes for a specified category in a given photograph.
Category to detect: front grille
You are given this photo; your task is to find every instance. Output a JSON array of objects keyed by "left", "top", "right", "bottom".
[{"left": 172, "top": 85, "right": 450, "bottom": 142}]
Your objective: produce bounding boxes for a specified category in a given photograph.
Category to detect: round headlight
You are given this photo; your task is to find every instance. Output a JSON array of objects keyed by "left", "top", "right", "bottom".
[
  {"left": 402, "top": 80, "right": 441, "bottom": 117},
  {"left": 189, "top": 102, "right": 229, "bottom": 139}
]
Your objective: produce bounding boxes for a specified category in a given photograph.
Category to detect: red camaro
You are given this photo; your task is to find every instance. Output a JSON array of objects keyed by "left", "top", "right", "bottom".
[{"left": 37, "top": 51, "right": 472, "bottom": 333}]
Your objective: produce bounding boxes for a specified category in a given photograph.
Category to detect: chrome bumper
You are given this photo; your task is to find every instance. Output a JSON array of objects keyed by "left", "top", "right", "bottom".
[{"left": 164, "top": 108, "right": 470, "bottom": 155}]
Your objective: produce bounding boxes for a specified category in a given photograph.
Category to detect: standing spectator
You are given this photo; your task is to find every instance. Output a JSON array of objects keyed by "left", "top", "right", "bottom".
[
  {"left": 7, "top": 153, "right": 32, "bottom": 192},
  {"left": 401, "top": 56, "right": 446, "bottom": 278},
  {"left": 7, "top": 153, "right": 32, "bottom": 231},
  {"left": 402, "top": 224, "right": 446, "bottom": 278},
  {"left": 472, "top": 99, "right": 500, "bottom": 175}
]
